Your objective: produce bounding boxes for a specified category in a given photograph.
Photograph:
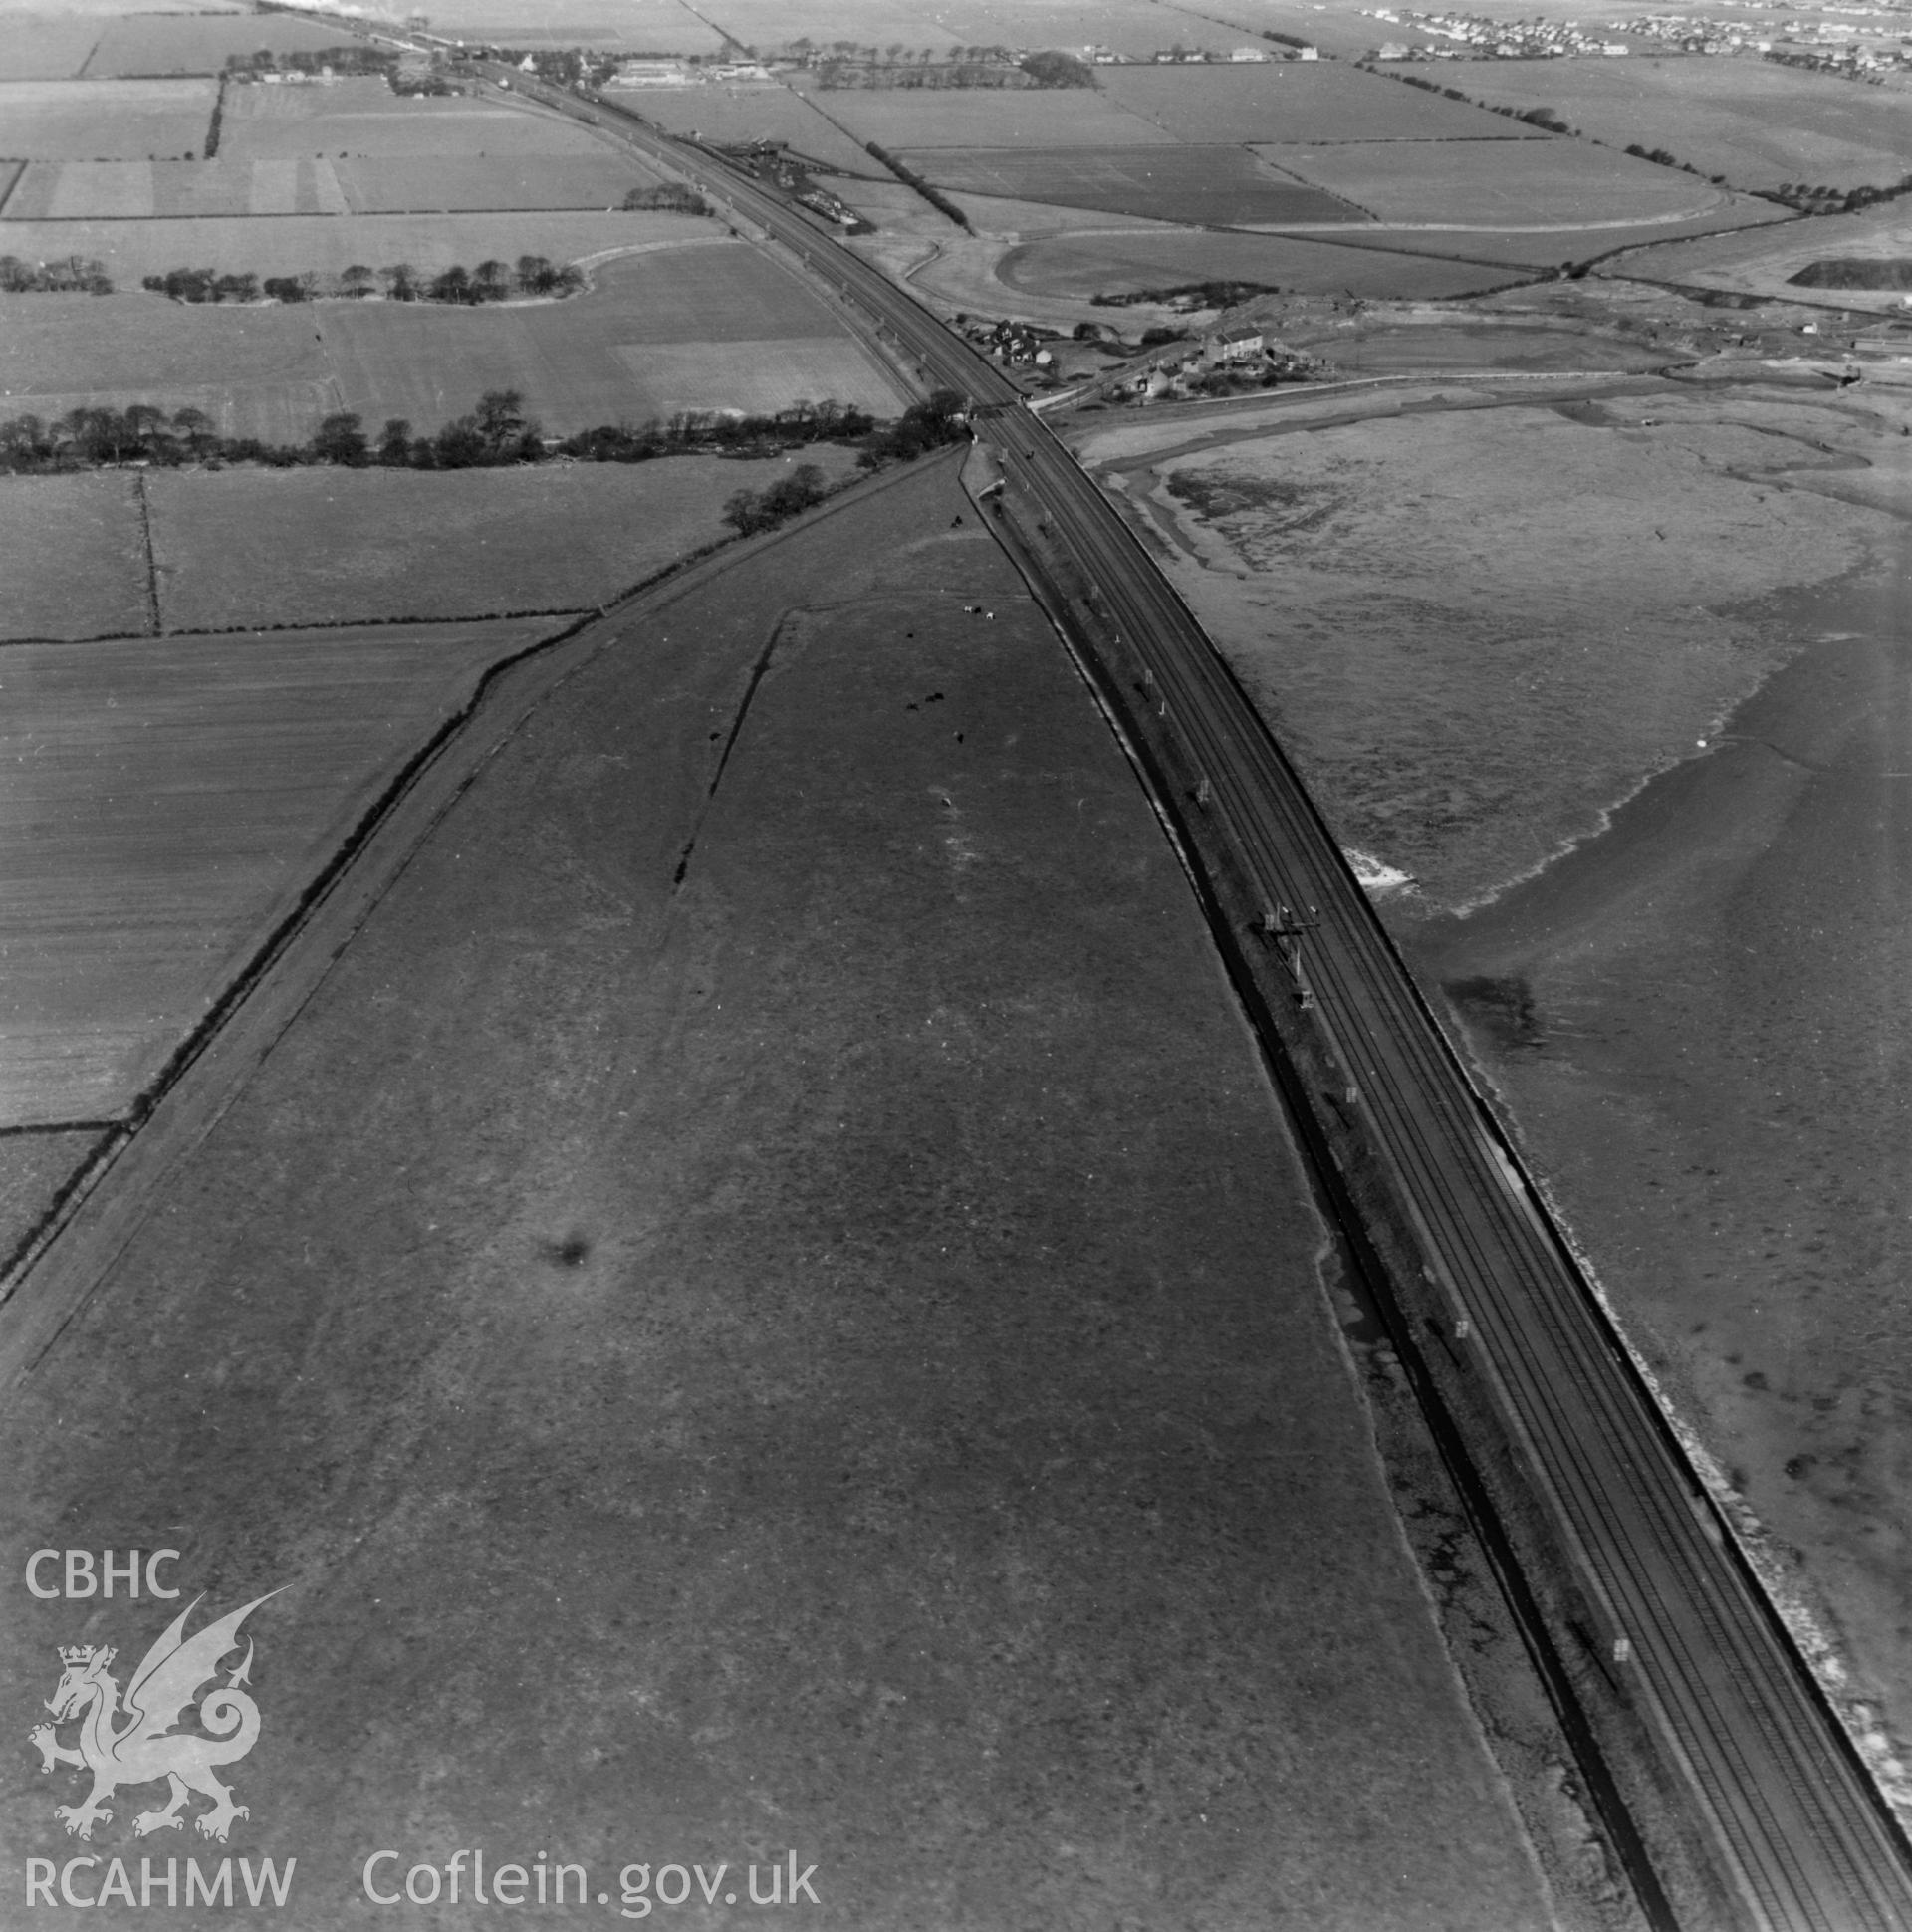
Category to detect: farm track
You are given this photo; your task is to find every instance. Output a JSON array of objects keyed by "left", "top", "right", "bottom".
[{"left": 485, "top": 65, "right": 1912, "bottom": 1931}]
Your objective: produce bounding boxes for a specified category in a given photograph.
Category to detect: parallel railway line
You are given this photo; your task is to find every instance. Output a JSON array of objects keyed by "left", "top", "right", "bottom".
[{"left": 476, "top": 63, "right": 1912, "bottom": 1928}]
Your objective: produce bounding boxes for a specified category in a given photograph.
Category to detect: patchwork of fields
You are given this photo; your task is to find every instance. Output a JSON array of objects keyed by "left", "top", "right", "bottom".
[
  {"left": 1261, "top": 137, "right": 1730, "bottom": 228},
  {"left": 797, "top": 82, "right": 1173, "bottom": 148},
  {"left": 615, "top": 82, "right": 900, "bottom": 174},
  {"left": 1435, "top": 57, "right": 1912, "bottom": 191},
  {"left": 0, "top": 616, "right": 568, "bottom": 1125},
  {"left": 897, "top": 145, "right": 1363, "bottom": 225},
  {"left": 142, "top": 451, "right": 862, "bottom": 631},
  {"left": 370, "top": 0, "right": 722, "bottom": 47},
  {"left": 0, "top": 207, "right": 715, "bottom": 280},
  {"left": 1101, "top": 60, "right": 1532, "bottom": 142},
  {"left": 0, "top": 241, "right": 901, "bottom": 440},
  {"left": 218, "top": 78, "right": 616, "bottom": 159},
  {"left": 0, "top": 76, "right": 214, "bottom": 158}
]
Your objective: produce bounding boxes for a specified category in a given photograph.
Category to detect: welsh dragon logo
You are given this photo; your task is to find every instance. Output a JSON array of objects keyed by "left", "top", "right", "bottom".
[{"left": 28, "top": 1590, "right": 281, "bottom": 1843}]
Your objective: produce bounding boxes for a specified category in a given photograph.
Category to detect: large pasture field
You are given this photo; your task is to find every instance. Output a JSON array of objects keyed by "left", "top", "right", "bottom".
[
  {"left": 0, "top": 471, "right": 149, "bottom": 640},
  {"left": 0, "top": 77, "right": 214, "bottom": 159},
  {"left": 1262, "top": 137, "right": 1731, "bottom": 227},
  {"left": 798, "top": 82, "right": 1172, "bottom": 148},
  {"left": 334, "top": 150, "right": 657, "bottom": 212},
  {"left": 898, "top": 145, "right": 1363, "bottom": 224},
  {"left": 219, "top": 78, "right": 614, "bottom": 160},
  {"left": 81, "top": 12, "right": 353, "bottom": 78},
  {"left": 0, "top": 615, "right": 566, "bottom": 1126},
  {"left": 1101, "top": 60, "right": 1532, "bottom": 142},
  {"left": 0, "top": 18, "right": 104, "bottom": 81},
  {"left": 0, "top": 208, "right": 714, "bottom": 279},
  {"left": 998, "top": 224, "right": 1519, "bottom": 299},
  {"left": 1437, "top": 58, "right": 1912, "bottom": 191},
  {"left": 143, "top": 451, "right": 861, "bottom": 631},
  {"left": 615, "top": 83, "right": 905, "bottom": 174},
  {"left": 319, "top": 249, "right": 902, "bottom": 430},
  {"left": 0, "top": 242, "right": 900, "bottom": 439}
]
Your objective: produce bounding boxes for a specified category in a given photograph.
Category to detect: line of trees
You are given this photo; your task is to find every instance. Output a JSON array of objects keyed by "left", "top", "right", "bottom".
[
  {"left": 0, "top": 253, "right": 112, "bottom": 294},
  {"left": 0, "top": 390, "right": 970, "bottom": 477},
  {"left": 862, "top": 142, "right": 971, "bottom": 232},
  {"left": 139, "top": 256, "right": 586, "bottom": 306},
  {"left": 723, "top": 462, "right": 828, "bottom": 533}
]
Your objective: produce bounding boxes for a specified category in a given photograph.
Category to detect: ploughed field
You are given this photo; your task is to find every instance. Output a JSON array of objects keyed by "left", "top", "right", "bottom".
[
  {"left": 0, "top": 241, "right": 903, "bottom": 442},
  {"left": 0, "top": 616, "right": 567, "bottom": 1126},
  {"left": 0, "top": 457, "right": 1564, "bottom": 1927},
  {"left": 995, "top": 225, "right": 1521, "bottom": 301},
  {"left": 1076, "top": 371, "right": 1912, "bottom": 1796},
  {"left": 894, "top": 143, "right": 1363, "bottom": 225}
]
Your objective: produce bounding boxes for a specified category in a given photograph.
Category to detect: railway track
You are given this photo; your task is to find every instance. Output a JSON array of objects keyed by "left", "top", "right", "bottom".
[{"left": 476, "top": 63, "right": 1912, "bottom": 1929}]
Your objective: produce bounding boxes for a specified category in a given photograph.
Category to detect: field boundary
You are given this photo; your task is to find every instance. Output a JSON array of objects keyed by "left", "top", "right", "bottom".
[{"left": 0, "top": 450, "right": 958, "bottom": 1376}]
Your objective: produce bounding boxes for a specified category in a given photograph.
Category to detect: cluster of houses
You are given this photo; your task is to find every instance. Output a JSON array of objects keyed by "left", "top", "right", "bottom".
[
  {"left": 1364, "top": 9, "right": 1633, "bottom": 57},
  {"left": 1366, "top": 1, "right": 1909, "bottom": 65},
  {"left": 1117, "top": 325, "right": 1319, "bottom": 401},
  {"left": 960, "top": 317, "right": 1062, "bottom": 367}
]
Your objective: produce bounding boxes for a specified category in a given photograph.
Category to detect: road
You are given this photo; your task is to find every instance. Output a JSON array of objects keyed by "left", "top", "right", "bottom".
[{"left": 474, "top": 64, "right": 1912, "bottom": 1931}]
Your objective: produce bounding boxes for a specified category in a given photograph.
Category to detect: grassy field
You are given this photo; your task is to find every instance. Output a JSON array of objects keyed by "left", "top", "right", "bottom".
[
  {"left": 318, "top": 243, "right": 903, "bottom": 431},
  {"left": 219, "top": 78, "right": 614, "bottom": 160},
  {"left": 0, "top": 18, "right": 102, "bottom": 82},
  {"left": 999, "top": 224, "right": 1523, "bottom": 298},
  {"left": 81, "top": 12, "right": 352, "bottom": 77},
  {"left": 1610, "top": 199, "right": 1912, "bottom": 308},
  {"left": 143, "top": 451, "right": 861, "bottom": 631},
  {"left": 1436, "top": 57, "right": 1912, "bottom": 191},
  {"left": 799, "top": 81, "right": 1173, "bottom": 148},
  {"left": 0, "top": 207, "right": 715, "bottom": 278},
  {"left": 0, "top": 471, "right": 150, "bottom": 640},
  {"left": 1102, "top": 60, "right": 1531, "bottom": 142},
  {"left": 901, "top": 144, "right": 1364, "bottom": 224},
  {"left": 0, "top": 615, "right": 564, "bottom": 1125},
  {"left": 615, "top": 82, "right": 909, "bottom": 175},
  {"left": 0, "top": 77, "right": 215, "bottom": 159},
  {"left": 333, "top": 149, "right": 658, "bottom": 213},
  {"left": 1262, "top": 136, "right": 1730, "bottom": 226},
  {"left": 0, "top": 456, "right": 1562, "bottom": 1925}
]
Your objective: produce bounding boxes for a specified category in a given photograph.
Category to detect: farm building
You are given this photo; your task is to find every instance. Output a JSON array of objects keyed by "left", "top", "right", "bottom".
[{"left": 1207, "top": 324, "right": 1266, "bottom": 362}]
